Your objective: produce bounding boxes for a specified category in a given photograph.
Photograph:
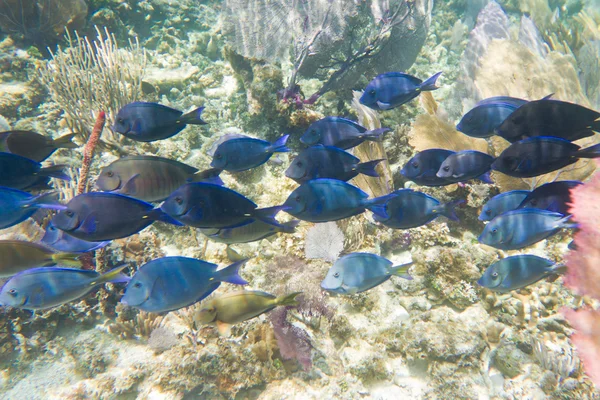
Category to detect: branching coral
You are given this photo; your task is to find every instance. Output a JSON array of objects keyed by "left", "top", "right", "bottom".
[
  {"left": 269, "top": 307, "right": 312, "bottom": 371},
  {"left": 106, "top": 304, "right": 164, "bottom": 340}
]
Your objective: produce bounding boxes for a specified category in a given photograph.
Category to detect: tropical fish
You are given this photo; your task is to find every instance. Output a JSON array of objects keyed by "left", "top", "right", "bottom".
[
  {"left": 194, "top": 290, "right": 300, "bottom": 335},
  {"left": 283, "top": 178, "right": 393, "bottom": 222},
  {"left": 479, "top": 190, "right": 530, "bottom": 221},
  {"left": 0, "top": 240, "right": 81, "bottom": 278},
  {"left": 121, "top": 257, "right": 248, "bottom": 313},
  {"left": 359, "top": 71, "right": 442, "bottom": 110},
  {"left": 478, "top": 209, "right": 577, "bottom": 250},
  {"left": 321, "top": 253, "right": 412, "bottom": 294},
  {"left": 0, "top": 188, "right": 65, "bottom": 230},
  {"left": 372, "top": 189, "right": 462, "bottom": 229},
  {"left": 161, "top": 182, "right": 285, "bottom": 229},
  {"left": 200, "top": 219, "right": 299, "bottom": 244},
  {"left": 491, "top": 137, "right": 600, "bottom": 178},
  {"left": 456, "top": 96, "right": 528, "bottom": 138},
  {"left": 52, "top": 192, "right": 182, "bottom": 242},
  {"left": 300, "top": 117, "right": 388, "bottom": 150},
  {"left": 96, "top": 155, "right": 223, "bottom": 202},
  {"left": 477, "top": 255, "right": 566, "bottom": 293},
  {"left": 0, "top": 265, "right": 129, "bottom": 310},
  {"left": 400, "top": 149, "right": 456, "bottom": 187},
  {"left": 211, "top": 134, "right": 290, "bottom": 172},
  {"left": 0, "top": 152, "right": 69, "bottom": 190},
  {"left": 436, "top": 150, "right": 494, "bottom": 183},
  {"left": 495, "top": 99, "right": 600, "bottom": 143},
  {"left": 112, "top": 102, "right": 207, "bottom": 142},
  {"left": 0, "top": 131, "right": 78, "bottom": 162},
  {"left": 517, "top": 181, "right": 583, "bottom": 215},
  {"left": 42, "top": 222, "right": 110, "bottom": 253},
  {"left": 285, "top": 145, "right": 382, "bottom": 183}
]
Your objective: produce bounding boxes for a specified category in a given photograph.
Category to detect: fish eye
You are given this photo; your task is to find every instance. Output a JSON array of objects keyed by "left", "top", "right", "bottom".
[
  {"left": 443, "top": 166, "right": 450, "bottom": 172},
  {"left": 333, "top": 272, "right": 340, "bottom": 278},
  {"left": 65, "top": 210, "right": 74, "bottom": 217},
  {"left": 295, "top": 195, "right": 301, "bottom": 202},
  {"left": 411, "top": 162, "right": 419, "bottom": 168},
  {"left": 215, "top": 153, "right": 222, "bottom": 159},
  {"left": 485, "top": 209, "right": 492, "bottom": 215},
  {"left": 492, "top": 272, "right": 499, "bottom": 278},
  {"left": 8, "top": 289, "right": 17, "bottom": 296},
  {"left": 296, "top": 161, "right": 303, "bottom": 167},
  {"left": 530, "top": 199, "right": 537, "bottom": 206},
  {"left": 491, "top": 228, "right": 498, "bottom": 234},
  {"left": 133, "top": 282, "right": 142, "bottom": 288},
  {"left": 369, "top": 89, "right": 376, "bottom": 96},
  {"left": 106, "top": 171, "right": 114, "bottom": 177},
  {"left": 117, "top": 118, "right": 124, "bottom": 124},
  {"left": 175, "top": 196, "right": 183, "bottom": 205}
]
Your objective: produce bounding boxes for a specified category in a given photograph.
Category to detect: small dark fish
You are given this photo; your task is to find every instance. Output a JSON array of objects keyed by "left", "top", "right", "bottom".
[
  {"left": 42, "top": 222, "right": 110, "bottom": 253},
  {"left": 300, "top": 117, "right": 389, "bottom": 150},
  {"left": 286, "top": 145, "right": 382, "bottom": 183},
  {"left": 477, "top": 255, "right": 566, "bottom": 292},
  {"left": 0, "top": 188, "right": 65, "bottom": 230},
  {"left": 113, "top": 102, "right": 207, "bottom": 142},
  {"left": 321, "top": 253, "right": 412, "bottom": 294},
  {"left": 517, "top": 181, "right": 583, "bottom": 215},
  {"left": 121, "top": 257, "right": 248, "bottom": 313},
  {"left": 161, "top": 182, "right": 286, "bottom": 229},
  {"left": 211, "top": 135, "right": 290, "bottom": 172},
  {"left": 360, "top": 71, "right": 442, "bottom": 110},
  {"left": 0, "top": 265, "right": 129, "bottom": 310},
  {"left": 0, "top": 152, "right": 69, "bottom": 190},
  {"left": 0, "top": 240, "right": 80, "bottom": 278},
  {"left": 436, "top": 150, "right": 494, "bottom": 183},
  {"left": 478, "top": 209, "right": 577, "bottom": 250},
  {"left": 283, "top": 178, "right": 394, "bottom": 222},
  {"left": 52, "top": 192, "right": 183, "bottom": 242},
  {"left": 373, "top": 189, "right": 463, "bottom": 229},
  {"left": 96, "top": 155, "right": 223, "bottom": 202},
  {"left": 479, "top": 190, "right": 530, "bottom": 221},
  {"left": 457, "top": 97, "right": 528, "bottom": 138},
  {"left": 491, "top": 137, "right": 600, "bottom": 178},
  {"left": 495, "top": 99, "right": 600, "bottom": 143},
  {"left": 201, "top": 219, "right": 299, "bottom": 244},
  {"left": 401, "top": 149, "right": 457, "bottom": 187},
  {"left": 0, "top": 131, "right": 78, "bottom": 162}
]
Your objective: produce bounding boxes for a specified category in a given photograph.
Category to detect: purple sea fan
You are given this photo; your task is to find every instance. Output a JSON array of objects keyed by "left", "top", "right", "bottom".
[{"left": 269, "top": 307, "right": 312, "bottom": 371}]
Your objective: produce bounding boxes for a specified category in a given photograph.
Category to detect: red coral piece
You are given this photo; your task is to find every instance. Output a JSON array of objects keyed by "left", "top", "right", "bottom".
[{"left": 77, "top": 111, "right": 106, "bottom": 196}]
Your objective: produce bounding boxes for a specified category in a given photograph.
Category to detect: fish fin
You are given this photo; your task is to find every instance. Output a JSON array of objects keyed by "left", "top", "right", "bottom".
[
  {"left": 216, "top": 320, "right": 232, "bottom": 336},
  {"left": 145, "top": 208, "right": 185, "bottom": 226},
  {"left": 38, "top": 165, "right": 70, "bottom": 181},
  {"left": 226, "top": 246, "right": 246, "bottom": 262},
  {"left": 80, "top": 213, "right": 98, "bottom": 234},
  {"left": 438, "top": 199, "right": 464, "bottom": 221},
  {"left": 376, "top": 101, "right": 393, "bottom": 110},
  {"left": 365, "top": 193, "right": 395, "bottom": 220},
  {"left": 591, "top": 120, "right": 600, "bottom": 132},
  {"left": 477, "top": 171, "right": 493, "bottom": 184},
  {"left": 51, "top": 252, "right": 81, "bottom": 267},
  {"left": 275, "top": 292, "right": 302, "bottom": 307},
  {"left": 191, "top": 168, "right": 224, "bottom": 186},
  {"left": 253, "top": 205, "right": 288, "bottom": 226},
  {"left": 419, "top": 71, "right": 443, "bottom": 92},
  {"left": 550, "top": 264, "right": 567, "bottom": 276},
  {"left": 26, "top": 192, "right": 66, "bottom": 211},
  {"left": 576, "top": 143, "right": 600, "bottom": 158},
  {"left": 540, "top": 93, "right": 554, "bottom": 100},
  {"left": 131, "top": 119, "right": 144, "bottom": 136},
  {"left": 556, "top": 214, "right": 578, "bottom": 230},
  {"left": 356, "top": 159, "right": 383, "bottom": 177},
  {"left": 267, "top": 134, "right": 290, "bottom": 153},
  {"left": 362, "top": 128, "right": 389, "bottom": 142},
  {"left": 178, "top": 106, "right": 207, "bottom": 125},
  {"left": 89, "top": 264, "right": 130, "bottom": 286},
  {"left": 390, "top": 262, "right": 413, "bottom": 280},
  {"left": 51, "top": 132, "right": 78, "bottom": 149},
  {"left": 217, "top": 259, "right": 249, "bottom": 285},
  {"left": 119, "top": 174, "right": 141, "bottom": 196},
  {"left": 279, "top": 219, "right": 300, "bottom": 234}
]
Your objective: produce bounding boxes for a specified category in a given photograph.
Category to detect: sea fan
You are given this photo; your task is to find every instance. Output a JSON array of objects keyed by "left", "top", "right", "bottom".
[{"left": 304, "top": 222, "right": 344, "bottom": 262}]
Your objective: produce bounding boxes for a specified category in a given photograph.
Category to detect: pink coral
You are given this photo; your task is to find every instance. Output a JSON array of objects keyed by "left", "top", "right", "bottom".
[{"left": 562, "top": 308, "right": 600, "bottom": 385}]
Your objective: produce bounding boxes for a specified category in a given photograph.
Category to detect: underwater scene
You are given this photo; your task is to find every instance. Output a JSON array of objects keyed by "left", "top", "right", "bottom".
[{"left": 1, "top": 0, "right": 600, "bottom": 398}]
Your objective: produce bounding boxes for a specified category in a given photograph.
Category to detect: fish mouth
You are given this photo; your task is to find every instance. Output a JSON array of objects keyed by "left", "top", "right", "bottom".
[{"left": 477, "top": 234, "right": 485, "bottom": 243}]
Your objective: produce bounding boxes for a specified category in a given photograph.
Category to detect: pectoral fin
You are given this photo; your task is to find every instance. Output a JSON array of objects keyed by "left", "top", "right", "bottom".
[
  {"left": 216, "top": 320, "right": 232, "bottom": 336},
  {"left": 376, "top": 101, "right": 392, "bottom": 110}
]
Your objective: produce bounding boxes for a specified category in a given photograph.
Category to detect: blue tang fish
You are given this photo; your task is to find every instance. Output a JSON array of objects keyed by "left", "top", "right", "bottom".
[
  {"left": 113, "top": 102, "right": 207, "bottom": 142},
  {"left": 359, "top": 71, "right": 442, "bottom": 111},
  {"left": 282, "top": 178, "right": 394, "bottom": 222},
  {"left": 478, "top": 209, "right": 577, "bottom": 250},
  {"left": 457, "top": 96, "right": 528, "bottom": 138},
  {"left": 42, "top": 222, "right": 110, "bottom": 253},
  {"left": 321, "top": 253, "right": 412, "bottom": 294},
  {"left": 211, "top": 134, "right": 290, "bottom": 172},
  {"left": 52, "top": 192, "right": 182, "bottom": 242},
  {"left": 161, "top": 182, "right": 286, "bottom": 229},
  {"left": 0, "top": 152, "right": 69, "bottom": 190},
  {"left": 121, "top": 257, "right": 248, "bottom": 313},
  {"left": 300, "top": 117, "right": 389, "bottom": 150},
  {"left": 0, "top": 130, "right": 78, "bottom": 162},
  {"left": 479, "top": 190, "right": 530, "bottom": 221},
  {"left": 201, "top": 219, "right": 299, "bottom": 244},
  {"left": 517, "top": 180, "right": 582, "bottom": 215},
  {"left": 477, "top": 255, "right": 566, "bottom": 293},
  {"left": 436, "top": 150, "right": 494, "bottom": 183},
  {"left": 401, "top": 149, "right": 456, "bottom": 187},
  {"left": 492, "top": 137, "right": 600, "bottom": 178},
  {"left": 373, "top": 189, "right": 463, "bottom": 229},
  {"left": 285, "top": 145, "right": 382, "bottom": 183},
  {"left": 0, "top": 265, "right": 129, "bottom": 310},
  {"left": 0, "top": 188, "right": 65, "bottom": 230}
]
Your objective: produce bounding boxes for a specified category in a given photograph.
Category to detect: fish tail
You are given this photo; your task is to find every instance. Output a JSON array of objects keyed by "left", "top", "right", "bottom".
[
  {"left": 51, "top": 132, "right": 79, "bottom": 149},
  {"left": 362, "top": 128, "right": 389, "bottom": 142},
  {"left": 253, "top": 205, "right": 287, "bottom": 226},
  {"left": 576, "top": 142, "right": 600, "bottom": 158},
  {"left": 267, "top": 134, "right": 290, "bottom": 153},
  {"left": 278, "top": 219, "right": 300, "bottom": 234},
  {"left": 191, "top": 168, "right": 224, "bottom": 186},
  {"left": 275, "top": 292, "right": 302, "bottom": 307},
  {"left": 390, "top": 262, "right": 413, "bottom": 280},
  {"left": 550, "top": 264, "right": 567, "bottom": 275},
  {"left": 438, "top": 199, "right": 464, "bottom": 221},
  {"left": 51, "top": 252, "right": 82, "bottom": 267},
  {"left": 90, "top": 264, "right": 130, "bottom": 286},
  {"left": 365, "top": 193, "right": 395, "bottom": 220},
  {"left": 37, "top": 165, "right": 70, "bottom": 181},
  {"left": 419, "top": 71, "right": 443, "bottom": 92},
  {"left": 217, "top": 259, "right": 250, "bottom": 285},
  {"left": 179, "top": 106, "right": 207, "bottom": 125},
  {"left": 146, "top": 208, "right": 185, "bottom": 226},
  {"left": 356, "top": 159, "right": 384, "bottom": 177},
  {"left": 26, "top": 192, "right": 66, "bottom": 211},
  {"left": 226, "top": 246, "right": 246, "bottom": 262},
  {"left": 557, "top": 214, "right": 579, "bottom": 230},
  {"left": 591, "top": 119, "right": 600, "bottom": 132}
]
